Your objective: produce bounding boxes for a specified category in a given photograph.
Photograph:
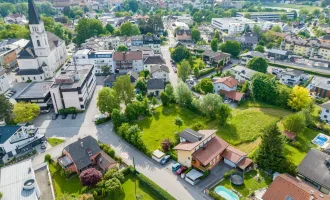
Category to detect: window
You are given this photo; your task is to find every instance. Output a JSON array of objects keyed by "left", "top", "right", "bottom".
[
  {"left": 80, "top": 105, "right": 85, "bottom": 109},
  {"left": 188, "top": 157, "right": 190, "bottom": 160},
  {"left": 28, "top": 77, "right": 31, "bottom": 80},
  {"left": 326, "top": 109, "right": 329, "bottom": 113},
  {"left": 37, "top": 40, "right": 41, "bottom": 47},
  {"left": 324, "top": 115, "right": 328, "bottom": 118},
  {"left": 22, "top": 77, "right": 25, "bottom": 81},
  {"left": 79, "top": 97, "right": 83, "bottom": 102},
  {"left": 40, "top": 76, "right": 42, "bottom": 80},
  {"left": 33, "top": 77, "right": 36, "bottom": 80}
]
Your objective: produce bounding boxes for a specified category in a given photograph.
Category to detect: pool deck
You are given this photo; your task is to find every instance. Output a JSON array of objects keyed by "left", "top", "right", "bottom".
[{"left": 312, "top": 133, "right": 330, "bottom": 148}]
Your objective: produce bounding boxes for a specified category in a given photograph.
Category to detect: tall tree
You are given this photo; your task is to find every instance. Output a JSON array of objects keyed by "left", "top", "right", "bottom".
[
  {"left": 105, "top": 24, "right": 115, "bottom": 34},
  {"left": 214, "top": 30, "right": 220, "bottom": 40},
  {"left": 113, "top": 75, "right": 135, "bottom": 105},
  {"left": 178, "top": 60, "right": 191, "bottom": 81},
  {"left": 210, "top": 38, "right": 218, "bottom": 52},
  {"left": 251, "top": 73, "right": 278, "bottom": 105},
  {"left": 97, "top": 87, "right": 120, "bottom": 115},
  {"left": 199, "top": 93, "right": 222, "bottom": 117},
  {"left": 216, "top": 104, "right": 232, "bottom": 125},
  {"left": 247, "top": 57, "right": 268, "bottom": 73},
  {"left": 79, "top": 168, "right": 102, "bottom": 187},
  {"left": 175, "top": 81, "right": 193, "bottom": 107},
  {"left": 119, "top": 22, "right": 140, "bottom": 36},
  {"left": 220, "top": 40, "right": 241, "bottom": 57},
  {"left": 116, "top": 45, "right": 128, "bottom": 52},
  {"left": 13, "top": 102, "right": 40, "bottom": 123},
  {"left": 288, "top": 86, "right": 312, "bottom": 111},
  {"left": 191, "top": 28, "right": 201, "bottom": 43},
  {"left": 254, "top": 45, "right": 265, "bottom": 53},
  {"left": 0, "top": 94, "right": 13, "bottom": 121},
  {"left": 199, "top": 78, "right": 214, "bottom": 94},
  {"left": 170, "top": 46, "right": 191, "bottom": 63},
  {"left": 283, "top": 112, "right": 306, "bottom": 133}
]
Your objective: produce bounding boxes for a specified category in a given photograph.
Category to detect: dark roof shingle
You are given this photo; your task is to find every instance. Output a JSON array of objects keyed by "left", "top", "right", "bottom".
[{"left": 147, "top": 78, "right": 165, "bottom": 89}]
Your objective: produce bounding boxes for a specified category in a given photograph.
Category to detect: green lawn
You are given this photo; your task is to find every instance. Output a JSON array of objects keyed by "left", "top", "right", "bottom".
[
  {"left": 49, "top": 163, "right": 82, "bottom": 197},
  {"left": 263, "top": 3, "right": 322, "bottom": 11},
  {"left": 119, "top": 174, "right": 157, "bottom": 200},
  {"left": 134, "top": 105, "right": 211, "bottom": 152},
  {"left": 213, "top": 170, "right": 272, "bottom": 200},
  {"left": 48, "top": 138, "right": 65, "bottom": 147}
]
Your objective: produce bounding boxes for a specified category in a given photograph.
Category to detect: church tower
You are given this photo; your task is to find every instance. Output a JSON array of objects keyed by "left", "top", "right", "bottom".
[{"left": 28, "top": 0, "right": 50, "bottom": 57}]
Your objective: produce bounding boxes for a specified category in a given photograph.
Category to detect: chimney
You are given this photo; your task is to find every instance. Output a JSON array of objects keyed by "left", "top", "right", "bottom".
[{"left": 80, "top": 141, "right": 84, "bottom": 148}]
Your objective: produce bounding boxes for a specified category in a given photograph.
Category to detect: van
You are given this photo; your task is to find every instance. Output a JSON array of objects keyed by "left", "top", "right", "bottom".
[{"left": 172, "top": 163, "right": 181, "bottom": 172}]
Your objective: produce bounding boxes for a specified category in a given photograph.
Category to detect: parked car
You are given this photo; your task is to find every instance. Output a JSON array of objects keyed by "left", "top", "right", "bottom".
[
  {"left": 61, "top": 114, "right": 67, "bottom": 119},
  {"left": 176, "top": 166, "right": 188, "bottom": 175},
  {"left": 224, "top": 99, "right": 232, "bottom": 104},
  {"left": 172, "top": 163, "right": 181, "bottom": 172},
  {"left": 52, "top": 114, "right": 58, "bottom": 120},
  {"left": 40, "top": 144, "right": 46, "bottom": 149},
  {"left": 160, "top": 155, "right": 171, "bottom": 165},
  {"left": 71, "top": 113, "right": 77, "bottom": 119},
  {"left": 173, "top": 68, "right": 177, "bottom": 73}
]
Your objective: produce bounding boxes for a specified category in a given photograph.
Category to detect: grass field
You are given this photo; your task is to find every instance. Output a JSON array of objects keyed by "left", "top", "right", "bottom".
[
  {"left": 120, "top": 174, "right": 157, "bottom": 200},
  {"left": 263, "top": 3, "right": 322, "bottom": 12},
  {"left": 48, "top": 138, "right": 65, "bottom": 147}
]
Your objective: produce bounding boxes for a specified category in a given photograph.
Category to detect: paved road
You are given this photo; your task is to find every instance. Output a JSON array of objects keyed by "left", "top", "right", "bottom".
[
  {"left": 32, "top": 85, "right": 211, "bottom": 200},
  {"left": 162, "top": 29, "right": 179, "bottom": 88},
  {"left": 270, "top": 60, "right": 330, "bottom": 75}
]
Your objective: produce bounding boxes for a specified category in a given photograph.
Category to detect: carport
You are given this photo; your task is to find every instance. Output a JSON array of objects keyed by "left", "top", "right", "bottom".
[{"left": 185, "top": 169, "right": 203, "bottom": 185}]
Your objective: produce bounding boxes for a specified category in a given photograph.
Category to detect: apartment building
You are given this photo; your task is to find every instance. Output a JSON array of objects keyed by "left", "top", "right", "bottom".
[
  {"left": 236, "top": 12, "right": 295, "bottom": 21},
  {"left": 74, "top": 49, "right": 114, "bottom": 74},
  {"left": 211, "top": 17, "right": 258, "bottom": 35},
  {"left": 113, "top": 51, "right": 143, "bottom": 73},
  {"left": 0, "top": 70, "right": 10, "bottom": 94}
]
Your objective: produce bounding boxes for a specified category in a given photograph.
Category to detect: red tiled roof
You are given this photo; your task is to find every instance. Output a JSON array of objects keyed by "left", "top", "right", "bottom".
[
  {"left": 263, "top": 174, "right": 330, "bottom": 200},
  {"left": 192, "top": 136, "right": 229, "bottom": 166},
  {"left": 219, "top": 90, "right": 244, "bottom": 101},
  {"left": 283, "top": 130, "right": 297, "bottom": 140},
  {"left": 213, "top": 76, "right": 238, "bottom": 88},
  {"left": 113, "top": 51, "right": 142, "bottom": 61},
  {"left": 222, "top": 146, "right": 246, "bottom": 164},
  {"left": 237, "top": 158, "right": 253, "bottom": 169}
]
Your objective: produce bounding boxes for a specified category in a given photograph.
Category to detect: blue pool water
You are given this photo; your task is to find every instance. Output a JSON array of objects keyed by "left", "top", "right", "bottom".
[
  {"left": 313, "top": 135, "right": 328, "bottom": 146},
  {"left": 214, "top": 186, "right": 239, "bottom": 200}
]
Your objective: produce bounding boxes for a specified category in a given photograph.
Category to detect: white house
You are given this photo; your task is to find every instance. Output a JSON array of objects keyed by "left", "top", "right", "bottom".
[
  {"left": 144, "top": 55, "right": 166, "bottom": 71},
  {"left": 212, "top": 76, "right": 238, "bottom": 93},
  {"left": 0, "top": 70, "right": 10, "bottom": 94},
  {"left": 320, "top": 101, "right": 330, "bottom": 123},
  {"left": 177, "top": 15, "right": 194, "bottom": 25},
  {"left": 211, "top": 17, "right": 258, "bottom": 35},
  {"left": 15, "top": 0, "right": 68, "bottom": 82},
  {"left": 147, "top": 78, "right": 165, "bottom": 96},
  {"left": 4, "top": 14, "right": 28, "bottom": 25},
  {"left": 0, "top": 125, "right": 45, "bottom": 164},
  {"left": 150, "top": 65, "right": 170, "bottom": 82},
  {"left": 231, "top": 65, "right": 258, "bottom": 82},
  {"left": 279, "top": 69, "right": 304, "bottom": 86},
  {"left": 74, "top": 49, "right": 114, "bottom": 74},
  {"left": 239, "top": 51, "right": 266, "bottom": 65}
]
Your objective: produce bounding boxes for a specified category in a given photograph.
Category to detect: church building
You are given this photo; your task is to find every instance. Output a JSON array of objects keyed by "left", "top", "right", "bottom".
[{"left": 15, "top": 0, "right": 68, "bottom": 82}]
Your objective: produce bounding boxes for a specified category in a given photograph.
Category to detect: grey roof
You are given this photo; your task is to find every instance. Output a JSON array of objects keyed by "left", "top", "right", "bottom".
[
  {"left": 281, "top": 69, "right": 304, "bottom": 77},
  {"left": 64, "top": 136, "right": 101, "bottom": 170},
  {"left": 0, "top": 159, "right": 40, "bottom": 200},
  {"left": 16, "top": 67, "right": 44, "bottom": 76},
  {"left": 178, "top": 128, "right": 205, "bottom": 143},
  {"left": 144, "top": 55, "right": 166, "bottom": 65},
  {"left": 267, "top": 49, "right": 290, "bottom": 56},
  {"left": 150, "top": 65, "right": 170, "bottom": 74},
  {"left": 28, "top": 0, "right": 40, "bottom": 24},
  {"left": 47, "top": 32, "right": 63, "bottom": 51},
  {"left": 231, "top": 65, "right": 258, "bottom": 79},
  {"left": 321, "top": 101, "right": 330, "bottom": 110},
  {"left": 18, "top": 41, "right": 37, "bottom": 59},
  {"left": 176, "top": 29, "right": 191, "bottom": 36},
  {"left": 297, "top": 149, "right": 330, "bottom": 189},
  {"left": 239, "top": 51, "right": 265, "bottom": 58},
  {"left": 15, "top": 82, "right": 52, "bottom": 99},
  {"left": 147, "top": 78, "right": 165, "bottom": 89},
  {"left": 311, "top": 76, "right": 330, "bottom": 91},
  {"left": 127, "top": 71, "right": 139, "bottom": 82},
  {"left": 104, "top": 74, "right": 117, "bottom": 83}
]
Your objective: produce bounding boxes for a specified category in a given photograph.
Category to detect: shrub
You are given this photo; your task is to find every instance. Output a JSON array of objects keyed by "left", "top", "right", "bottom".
[
  {"left": 95, "top": 117, "right": 110, "bottom": 125},
  {"left": 198, "top": 67, "right": 215, "bottom": 77},
  {"left": 121, "top": 166, "right": 135, "bottom": 175},
  {"left": 105, "top": 178, "right": 123, "bottom": 197},
  {"left": 200, "top": 170, "right": 210, "bottom": 180},
  {"left": 44, "top": 154, "right": 51, "bottom": 163},
  {"left": 99, "top": 143, "right": 116, "bottom": 158},
  {"left": 58, "top": 107, "right": 77, "bottom": 115},
  {"left": 192, "top": 122, "right": 205, "bottom": 131},
  {"left": 80, "top": 186, "right": 88, "bottom": 194},
  {"left": 60, "top": 169, "right": 71, "bottom": 178},
  {"left": 209, "top": 191, "right": 225, "bottom": 200},
  {"left": 161, "top": 139, "right": 171, "bottom": 152},
  {"left": 167, "top": 151, "right": 178, "bottom": 161},
  {"left": 223, "top": 169, "right": 235, "bottom": 179},
  {"left": 79, "top": 168, "right": 102, "bottom": 187}
]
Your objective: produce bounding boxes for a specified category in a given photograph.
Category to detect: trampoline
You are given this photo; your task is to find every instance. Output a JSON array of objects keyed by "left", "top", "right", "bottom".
[{"left": 230, "top": 174, "right": 244, "bottom": 186}]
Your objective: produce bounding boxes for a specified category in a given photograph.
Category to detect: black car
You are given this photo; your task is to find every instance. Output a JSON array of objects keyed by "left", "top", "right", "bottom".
[
  {"left": 61, "top": 114, "right": 67, "bottom": 119},
  {"left": 52, "top": 113, "right": 58, "bottom": 120},
  {"left": 71, "top": 113, "right": 77, "bottom": 119}
]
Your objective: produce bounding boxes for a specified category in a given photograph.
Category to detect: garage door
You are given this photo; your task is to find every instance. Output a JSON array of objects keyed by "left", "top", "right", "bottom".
[{"left": 224, "top": 158, "right": 236, "bottom": 168}]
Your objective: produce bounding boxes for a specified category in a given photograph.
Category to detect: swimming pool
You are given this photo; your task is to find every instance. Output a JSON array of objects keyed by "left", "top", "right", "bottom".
[
  {"left": 313, "top": 134, "right": 329, "bottom": 147},
  {"left": 214, "top": 186, "right": 239, "bottom": 200}
]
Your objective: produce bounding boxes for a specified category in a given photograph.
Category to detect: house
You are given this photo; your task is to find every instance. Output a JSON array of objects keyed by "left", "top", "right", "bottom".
[
  {"left": 279, "top": 69, "right": 304, "bottom": 86},
  {"left": 147, "top": 78, "right": 165, "bottom": 96},
  {"left": 150, "top": 65, "right": 170, "bottom": 82},
  {"left": 263, "top": 173, "right": 330, "bottom": 200},
  {"left": 297, "top": 149, "right": 330, "bottom": 194},
  {"left": 0, "top": 159, "right": 55, "bottom": 200},
  {"left": 239, "top": 51, "right": 266, "bottom": 65},
  {"left": 174, "top": 129, "right": 253, "bottom": 172},
  {"left": 202, "top": 50, "right": 231, "bottom": 66},
  {"left": 0, "top": 70, "right": 10, "bottom": 94},
  {"left": 104, "top": 72, "right": 138, "bottom": 87},
  {"left": 130, "top": 46, "right": 154, "bottom": 58},
  {"left": 142, "top": 35, "right": 161, "bottom": 54},
  {"left": 231, "top": 65, "right": 258, "bottom": 82},
  {"left": 74, "top": 49, "right": 114, "bottom": 74},
  {"left": 113, "top": 51, "right": 143, "bottom": 73},
  {"left": 309, "top": 76, "right": 330, "bottom": 98},
  {"left": 0, "top": 125, "right": 45, "bottom": 164},
  {"left": 211, "top": 17, "right": 258, "bottom": 35},
  {"left": 320, "top": 101, "right": 330, "bottom": 123},
  {"left": 4, "top": 14, "right": 28, "bottom": 25},
  {"left": 58, "top": 136, "right": 117, "bottom": 174},
  {"left": 144, "top": 55, "right": 166, "bottom": 71},
  {"left": 176, "top": 29, "right": 192, "bottom": 42},
  {"left": 267, "top": 49, "right": 291, "bottom": 60},
  {"left": 223, "top": 32, "right": 258, "bottom": 50},
  {"left": 212, "top": 76, "right": 238, "bottom": 93}
]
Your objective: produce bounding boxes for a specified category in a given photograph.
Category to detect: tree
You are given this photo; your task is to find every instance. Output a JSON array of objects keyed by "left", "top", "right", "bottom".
[
  {"left": 97, "top": 87, "right": 120, "bottom": 114},
  {"left": 288, "top": 86, "right": 312, "bottom": 111},
  {"left": 220, "top": 40, "right": 241, "bottom": 57},
  {"left": 119, "top": 22, "right": 140, "bottom": 36},
  {"left": 170, "top": 46, "right": 191, "bottom": 63},
  {"left": 244, "top": 13, "right": 251, "bottom": 19},
  {"left": 200, "top": 78, "right": 214, "bottom": 94},
  {"left": 165, "top": 84, "right": 175, "bottom": 102},
  {"left": 104, "top": 168, "right": 125, "bottom": 183},
  {"left": 111, "top": 109, "right": 125, "bottom": 130},
  {"left": 283, "top": 113, "right": 306, "bottom": 133},
  {"left": 113, "top": 75, "right": 135, "bottom": 105},
  {"left": 216, "top": 104, "right": 232, "bottom": 125},
  {"left": 178, "top": 60, "right": 191, "bottom": 81},
  {"left": 313, "top": 9, "right": 321, "bottom": 17},
  {"left": 210, "top": 38, "right": 218, "bottom": 52},
  {"left": 135, "top": 79, "right": 147, "bottom": 94},
  {"left": 101, "top": 65, "right": 110, "bottom": 74},
  {"left": 0, "top": 94, "right": 13, "bottom": 121},
  {"left": 193, "top": 58, "right": 206, "bottom": 70},
  {"left": 161, "top": 139, "right": 171, "bottom": 152},
  {"left": 105, "top": 24, "right": 115, "bottom": 34},
  {"left": 175, "top": 81, "right": 193, "bottom": 106},
  {"left": 105, "top": 178, "right": 123, "bottom": 197},
  {"left": 254, "top": 45, "right": 265, "bottom": 53},
  {"left": 79, "top": 168, "right": 102, "bottom": 187},
  {"left": 253, "top": 25, "right": 262, "bottom": 35},
  {"left": 251, "top": 73, "right": 278, "bottom": 105},
  {"left": 75, "top": 18, "right": 105, "bottom": 46},
  {"left": 151, "top": 96, "right": 158, "bottom": 107},
  {"left": 191, "top": 28, "right": 201, "bottom": 43},
  {"left": 280, "top": 14, "right": 288, "bottom": 22},
  {"left": 255, "top": 123, "right": 286, "bottom": 173},
  {"left": 214, "top": 30, "right": 220, "bottom": 40},
  {"left": 247, "top": 57, "right": 268, "bottom": 73},
  {"left": 123, "top": 0, "right": 139, "bottom": 12},
  {"left": 160, "top": 92, "right": 170, "bottom": 105},
  {"left": 271, "top": 25, "right": 282, "bottom": 33},
  {"left": 79, "top": 194, "right": 94, "bottom": 200},
  {"left": 13, "top": 102, "right": 40, "bottom": 123},
  {"left": 175, "top": 117, "right": 183, "bottom": 129},
  {"left": 116, "top": 45, "right": 128, "bottom": 52},
  {"left": 199, "top": 94, "right": 222, "bottom": 117}
]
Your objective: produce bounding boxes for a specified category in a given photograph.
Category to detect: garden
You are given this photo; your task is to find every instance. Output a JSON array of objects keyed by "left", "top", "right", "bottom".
[{"left": 47, "top": 138, "right": 65, "bottom": 147}]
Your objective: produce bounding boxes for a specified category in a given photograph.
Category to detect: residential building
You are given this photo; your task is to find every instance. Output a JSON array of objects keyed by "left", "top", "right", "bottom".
[
  {"left": 236, "top": 12, "right": 295, "bottom": 21},
  {"left": 50, "top": 64, "right": 96, "bottom": 113},
  {"left": 0, "top": 125, "right": 45, "bottom": 164},
  {"left": 144, "top": 55, "right": 166, "bottom": 71},
  {"left": 176, "top": 15, "right": 194, "bottom": 25},
  {"left": 267, "top": 49, "right": 291, "bottom": 60},
  {"left": 58, "top": 136, "right": 117, "bottom": 174},
  {"left": 176, "top": 29, "right": 192, "bottom": 42},
  {"left": 0, "top": 159, "right": 55, "bottom": 200},
  {"left": 174, "top": 129, "right": 253, "bottom": 172},
  {"left": 202, "top": 50, "right": 231, "bottom": 66},
  {"left": 279, "top": 69, "right": 304, "bottom": 86},
  {"left": 53, "top": 0, "right": 80, "bottom": 9},
  {"left": 104, "top": 72, "right": 138, "bottom": 87},
  {"left": 212, "top": 76, "right": 238, "bottom": 93},
  {"left": 297, "top": 149, "right": 330, "bottom": 194},
  {"left": 74, "top": 49, "right": 114, "bottom": 74},
  {"left": 150, "top": 65, "right": 170, "bottom": 82},
  {"left": 0, "top": 38, "right": 30, "bottom": 55},
  {"left": 211, "top": 17, "right": 258, "bottom": 35},
  {"left": 263, "top": 173, "right": 330, "bottom": 200},
  {"left": 223, "top": 32, "right": 258, "bottom": 50},
  {"left": 131, "top": 35, "right": 143, "bottom": 46},
  {"left": 0, "top": 70, "right": 10, "bottom": 94},
  {"left": 130, "top": 46, "right": 154, "bottom": 58},
  {"left": 4, "top": 14, "right": 28, "bottom": 25},
  {"left": 0, "top": 47, "right": 18, "bottom": 69},
  {"left": 231, "top": 65, "right": 258, "bottom": 82},
  {"left": 147, "top": 78, "right": 165, "bottom": 96},
  {"left": 320, "top": 101, "right": 330, "bottom": 123},
  {"left": 142, "top": 35, "right": 161, "bottom": 54},
  {"left": 170, "top": 21, "right": 189, "bottom": 31},
  {"left": 16, "top": 0, "right": 68, "bottom": 82},
  {"left": 310, "top": 76, "right": 330, "bottom": 98},
  {"left": 113, "top": 51, "right": 143, "bottom": 73},
  {"left": 15, "top": 81, "right": 52, "bottom": 113},
  {"left": 239, "top": 51, "right": 265, "bottom": 65}
]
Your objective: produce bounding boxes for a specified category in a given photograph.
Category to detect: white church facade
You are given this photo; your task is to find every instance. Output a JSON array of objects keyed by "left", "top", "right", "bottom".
[{"left": 15, "top": 0, "right": 68, "bottom": 82}]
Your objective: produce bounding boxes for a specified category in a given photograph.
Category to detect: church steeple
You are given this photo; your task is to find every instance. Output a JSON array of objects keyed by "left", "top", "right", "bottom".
[{"left": 28, "top": 0, "right": 40, "bottom": 24}]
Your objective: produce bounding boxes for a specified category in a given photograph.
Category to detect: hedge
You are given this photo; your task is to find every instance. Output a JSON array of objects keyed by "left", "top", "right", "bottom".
[
  {"left": 58, "top": 107, "right": 77, "bottom": 114},
  {"left": 98, "top": 142, "right": 119, "bottom": 161},
  {"left": 268, "top": 62, "right": 330, "bottom": 78},
  {"left": 198, "top": 67, "right": 215, "bottom": 77},
  {"left": 95, "top": 117, "right": 110, "bottom": 125},
  {"left": 209, "top": 191, "right": 226, "bottom": 200},
  {"left": 121, "top": 166, "right": 135, "bottom": 175},
  {"left": 137, "top": 173, "right": 176, "bottom": 200}
]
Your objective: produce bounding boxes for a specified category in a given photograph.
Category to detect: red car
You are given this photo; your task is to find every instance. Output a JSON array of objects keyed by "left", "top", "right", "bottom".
[{"left": 176, "top": 166, "right": 188, "bottom": 175}]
